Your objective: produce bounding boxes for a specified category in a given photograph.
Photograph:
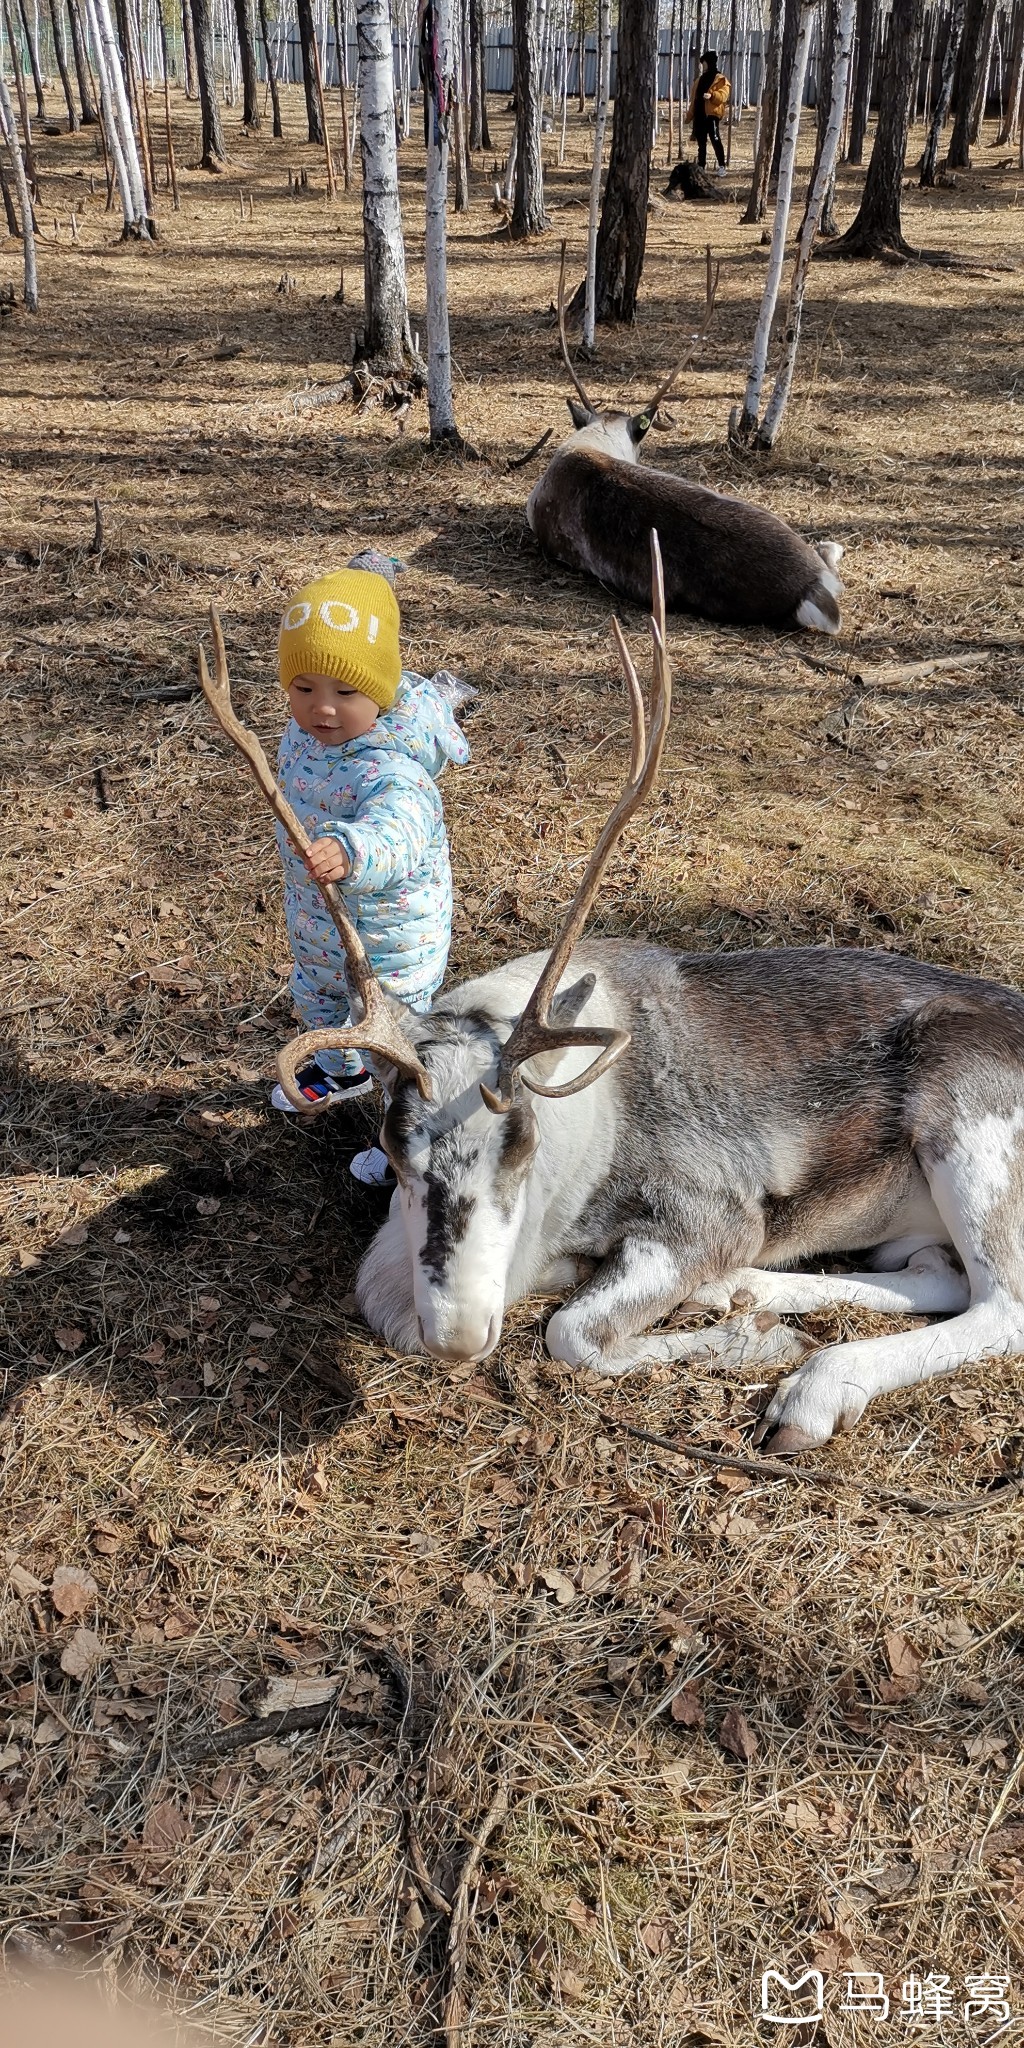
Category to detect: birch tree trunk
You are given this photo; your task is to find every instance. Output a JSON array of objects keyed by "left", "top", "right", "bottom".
[
  {"left": 732, "top": 0, "right": 816, "bottom": 442},
  {"left": 91, "top": 0, "right": 154, "bottom": 224},
  {"left": 17, "top": 0, "right": 47, "bottom": 120},
  {"left": 356, "top": 0, "right": 417, "bottom": 371},
  {"left": 510, "top": 0, "right": 547, "bottom": 235},
  {"left": 421, "top": 0, "right": 466, "bottom": 448},
  {"left": 583, "top": 0, "right": 610, "bottom": 348},
  {"left": 755, "top": 0, "right": 855, "bottom": 445},
  {"left": 0, "top": 62, "right": 37, "bottom": 303}
]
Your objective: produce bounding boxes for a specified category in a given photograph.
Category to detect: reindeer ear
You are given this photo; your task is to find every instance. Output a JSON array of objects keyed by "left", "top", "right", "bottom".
[
  {"left": 628, "top": 411, "right": 653, "bottom": 444},
  {"left": 567, "top": 399, "right": 593, "bottom": 430}
]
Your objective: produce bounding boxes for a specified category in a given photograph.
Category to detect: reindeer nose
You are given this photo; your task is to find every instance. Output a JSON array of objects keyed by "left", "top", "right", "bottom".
[{"left": 417, "top": 1313, "right": 501, "bottom": 1364}]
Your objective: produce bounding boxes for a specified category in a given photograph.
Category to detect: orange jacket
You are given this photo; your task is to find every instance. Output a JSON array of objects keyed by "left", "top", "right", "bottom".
[{"left": 688, "top": 69, "right": 730, "bottom": 123}]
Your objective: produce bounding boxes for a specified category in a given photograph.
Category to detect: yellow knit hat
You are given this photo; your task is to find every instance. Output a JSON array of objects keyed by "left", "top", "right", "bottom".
[{"left": 277, "top": 567, "right": 402, "bottom": 711}]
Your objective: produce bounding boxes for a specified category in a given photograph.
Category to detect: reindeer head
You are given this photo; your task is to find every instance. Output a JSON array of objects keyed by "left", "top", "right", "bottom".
[{"left": 555, "top": 240, "right": 720, "bottom": 468}]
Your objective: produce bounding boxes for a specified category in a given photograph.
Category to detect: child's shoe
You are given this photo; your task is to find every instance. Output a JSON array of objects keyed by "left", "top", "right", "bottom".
[
  {"left": 271, "top": 1062, "right": 374, "bottom": 1113},
  {"left": 349, "top": 1146, "right": 395, "bottom": 1187}
]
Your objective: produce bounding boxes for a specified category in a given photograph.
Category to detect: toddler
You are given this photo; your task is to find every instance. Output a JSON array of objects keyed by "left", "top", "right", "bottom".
[{"left": 270, "top": 550, "right": 470, "bottom": 1184}]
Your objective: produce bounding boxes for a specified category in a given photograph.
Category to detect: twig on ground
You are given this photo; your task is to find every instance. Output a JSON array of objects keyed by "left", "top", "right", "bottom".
[
  {"left": 406, "top": 1807, "right": 452, "bottom": 1914},
  {"left": 88, "top": 498, "right": 105, "bottom": 557},
  {"left": 599, "top": 1411, "right": 1024, "bottom": 1518},
  {"left": 443, "top": 1780, "right": 510, "bottom": 2048},
  {"left": 171, "top": 1699, "right": 371, "bottom": 1765}
]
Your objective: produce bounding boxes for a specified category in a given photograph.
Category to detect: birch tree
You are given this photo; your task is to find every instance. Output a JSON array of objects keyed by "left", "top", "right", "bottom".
[
  {"left": 356, "top": 0, "right": 419, "bottom": 372},
  {"left": 87, "top": 0, "right": 154, "bottom": 229},
  {"left": 0, "top": 62, "right": 37, "bottom": 306},
  {"left": 421, "top": 0, "right": 467, "bottom": 448},
  {"left": 732, "top": 0, "right": 816, "bottom": 443},
  {"left": 754, "top": 0, "right": 855, "bottom": 445}
]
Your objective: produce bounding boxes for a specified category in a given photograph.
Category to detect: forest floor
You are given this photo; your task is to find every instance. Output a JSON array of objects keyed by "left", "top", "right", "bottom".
[{"left": 2, "top": 81, "right": 1024, "bottom": 2048}]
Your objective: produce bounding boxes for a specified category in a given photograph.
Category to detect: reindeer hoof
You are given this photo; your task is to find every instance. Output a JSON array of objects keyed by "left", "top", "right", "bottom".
[{"left": 754, "top": 1422, "right": 821, "bottom": 1457}]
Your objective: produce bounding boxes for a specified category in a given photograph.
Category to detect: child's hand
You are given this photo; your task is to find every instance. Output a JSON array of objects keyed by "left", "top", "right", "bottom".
[{"left": 304, "top": 836, "right": 350, "bottom": 884}]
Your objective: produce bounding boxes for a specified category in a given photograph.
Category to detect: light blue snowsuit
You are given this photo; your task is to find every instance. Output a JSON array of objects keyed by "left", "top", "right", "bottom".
[{"left": 276, "top": 671, "right": 469, "bottom": 1076}]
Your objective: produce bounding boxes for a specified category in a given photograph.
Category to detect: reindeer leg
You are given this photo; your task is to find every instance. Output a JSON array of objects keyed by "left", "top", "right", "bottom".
[
  {"left": 689, "top": 1245, "right": 970, "bottom": 1319},
  {"left": 543, "top": 1238, "right": 810, "bottom": 1379}
]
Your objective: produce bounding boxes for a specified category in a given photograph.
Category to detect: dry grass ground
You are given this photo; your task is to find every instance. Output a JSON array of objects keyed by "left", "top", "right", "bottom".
[{"left": 2, "top": 80, "right": 1024, "bottom": 2047}]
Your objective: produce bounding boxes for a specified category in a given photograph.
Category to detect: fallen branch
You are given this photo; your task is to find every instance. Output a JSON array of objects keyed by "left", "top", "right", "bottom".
[
  {"left": 443, "top": 1781, "right": 510, "bottom": 2048},
  {"left": 172, "top": 1698, "right": 371, "bottom": 1765},
  {"left": 600, "top": 1412, "right": 1024, "bottom": 1519}
]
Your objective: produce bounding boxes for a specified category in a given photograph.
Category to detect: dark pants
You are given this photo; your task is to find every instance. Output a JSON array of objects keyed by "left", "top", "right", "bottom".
[{"left": 696, "top": 116, "right": 725, "bottom": 169}]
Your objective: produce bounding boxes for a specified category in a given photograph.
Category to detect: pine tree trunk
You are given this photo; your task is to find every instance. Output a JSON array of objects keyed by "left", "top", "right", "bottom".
[
  {"left": 0, "top": 61, "right": 37, "bottom": 302},
  {"left": 948, "top": 0, "right": 993, "bottom": 158},
  {"left": 821, "top": 0, "right": 925, "bottom": 252},
  {"left": 770, "top": 0, "right": 800, "bottom": 181},
  {"left": 17, "top": 0, "right": 47, "bottom": 119},
  {"left": 49, "top": 0, "right": 80, "bottom": 126},
  {"left": 743, "top": 0, "right": 784, "bottom": 219},
  {"left": 180, "top": 0, "right": 197, "bottom": 97},
  {"left": 510, "top": 0, "right": 547, "bottom": 234},
  {"left": 583, "top": 0, "right": 610, "bottom": 346},
  {"left": 996, "top": 0, "right": 1024, "bottom": 140},
  {"left": 468, "top": 0, "right": 488, "bottom": 145},
  {"left": 585, "top": 0, "right": 658, "bottom": 320},
  {"left": 231, "top": 0, "right": 260, "bottom": 125},
  {"left": 846, "top": 0, "right": 878, "bottom": 157},
  {"left": 189, "top": 0, "right": 227, "bottom": 163},
  {"left": 356, "top": 0, "right": 416, "bottom": 371},
  {"left": 920, "top": 0, "right": 964, "bottom": 178},
  {"left": 65, "top": 0, "right": 99, "bottom": 120},
  {"left": 296, "top": 0, "right": 325, "bottom": 142},
  {"left": 256, "top": 0, "right": 282, "bottom": 135},
  {"left": 968, "top": 0, "right": 997, "bottom": 139},
  {"left": 0, "top": 151, "right": 19, "bottom": 235}
]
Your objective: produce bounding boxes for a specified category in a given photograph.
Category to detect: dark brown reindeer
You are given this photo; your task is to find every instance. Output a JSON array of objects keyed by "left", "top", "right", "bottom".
[{"left": 527, "top": 247, "right": 844, "bottom": 634}]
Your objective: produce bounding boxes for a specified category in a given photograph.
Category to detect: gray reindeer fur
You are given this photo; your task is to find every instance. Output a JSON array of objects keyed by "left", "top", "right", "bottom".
[{"left": 356, "top": 940, "right": 1024, "bottom": 1451}]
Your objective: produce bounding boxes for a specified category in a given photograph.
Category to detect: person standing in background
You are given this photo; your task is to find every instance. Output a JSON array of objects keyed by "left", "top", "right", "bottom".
[{"left": 689, "top": 48, "right": 730, "bottom": 173}]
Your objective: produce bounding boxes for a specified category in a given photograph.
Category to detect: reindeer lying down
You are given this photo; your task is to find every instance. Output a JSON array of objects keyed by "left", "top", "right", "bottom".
[
  {"left": 201, "top": 548, "right": 1024, "bottom": 1455},
  {"left": 526, "top": 252, "right": 844, "bottom": 635}
]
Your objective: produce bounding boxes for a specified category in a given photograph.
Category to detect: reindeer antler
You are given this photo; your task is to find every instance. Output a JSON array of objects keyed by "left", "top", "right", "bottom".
[
  {"left": 480, "top": 531, "right": 671, "bottom": 1116},
  {"left": 557, "top": 238, "right": 598, "bottom": 417},
  {"left": 643, "top": 243, "right": 721, "bottom": 419},
  {"left": 197, "top": 608, "right": 433, "bottom": 1110}
]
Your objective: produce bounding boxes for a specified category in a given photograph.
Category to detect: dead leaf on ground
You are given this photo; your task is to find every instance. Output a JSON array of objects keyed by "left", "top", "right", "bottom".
[
  {"left": 51, "top": 1564, "right": 99, "bottom": 1618},
  {"left": 33, "top": 1715, "right": 64, "bottom": 1747},
  {"left": 60, "top": 1627, "right": 103, "bottom": 1681},
  {"left": 640, "top": 1919, "right": 673, "bottom": 1956},
  {"left": 54, "top": 1325, "right": 86, "bottom": 1353},
  {"left": 142, "top": 1799, "right": 191, "bottom": 1853},
  {"left": 55, "top": 1219, "right": 88, "bottom": 1248},
  {"left": 460, "top": 1571, "right": 495, "bottom": 1608},
  {"left": 256, "top": 1675, "right": 338, "bottom": 1717},
  {"left": 670, "top": 1682, "right": 705, "bottom": 1728},
  {"left": 8, "top": 1562, "right": 46, "bottom": 1598},
  {"left": 539, "top": 1566, "right": 576, "bottom": 1606},
  {"left": 719, "top": 1705, "right": 758, "bottom": 1763},
  {"left": 783, "top": 1796, "right": 820, "bottom": 1834},
  {"left": 880, "top": 1629, "right": 925, "bottom": 1702}
]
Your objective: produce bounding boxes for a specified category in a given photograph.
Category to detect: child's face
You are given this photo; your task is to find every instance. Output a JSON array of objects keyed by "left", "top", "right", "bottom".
[{"left": 288, "top": 672, "right": 379, "bottom": 745}]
